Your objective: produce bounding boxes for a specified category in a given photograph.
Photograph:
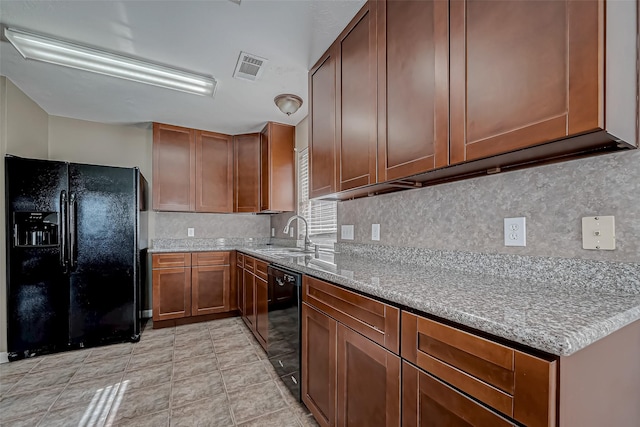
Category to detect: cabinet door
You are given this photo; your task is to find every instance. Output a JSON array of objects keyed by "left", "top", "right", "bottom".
[
  {"left": 255, "top": 276, "right": 269, "bottom": 350},
  {"left": 302, "top": 303, "right": 337, "bottom": 427},
  {"left": 402, "top": 361, "right": 516, "bottom": 427},
  {"left": 243, "top": 269, "right": 256, "bottom": 329},
  {"left": 337, "top": 324, "right": 400, "bottom": 427},
  {"left": 152, "top": 123, "right": 195, "bottom": 211},
  {"left": 234, "top": 133, "right": 261, "bottom": 212},
  {"left": 377, "top": 0, "right": 449, "bottom": 181},
  {"left": 152, "top": 267, "right": 191, "bottom": 321},
  {"left": 196, "top": 130, "right": 233, "bottom": 213},
  {"left": 191, "top": 265, "right": 230, "bottom": 316},
  {"left": 260, "top": 123, "right": 295, "bottom": 212},
  {"left": 236, "top": 264, "right": 244, "bottom": 315},
  {"left": 450, "top": 0, "right": 602, "bottom": 163},
  {"left": 337, "top": 0, "right": 378, "bottom": 191},
  {"left": 309, "top": 47, "right": 339, "bottom": 199}
]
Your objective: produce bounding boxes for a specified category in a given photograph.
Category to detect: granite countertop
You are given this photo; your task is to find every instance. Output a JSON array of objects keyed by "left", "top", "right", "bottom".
[{"left": 148, "top": 242, "right": 640, "bottom": 357}]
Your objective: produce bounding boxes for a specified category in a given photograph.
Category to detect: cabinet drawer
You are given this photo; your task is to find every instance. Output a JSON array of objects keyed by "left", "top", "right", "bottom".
[
  {"left": 192, "top": 251, "right": 230, "bottom": 266},
  {"left": 303, "top": 275, "right": 400, "bottom": 353},
  {"left": 152, "top": 253, "right": 191, "bottom": 268},
  {"left": 244, "top": 256, "right": 256, "bottom": 273},
  {"left": 237, "top": 253, "right": 244, "bottom": 267},
  {"left": 255, "top": 259, "right": 268, "bottom": 281},
  {"left": 401, "top": 312, "right": 556, "bottom": 427}
]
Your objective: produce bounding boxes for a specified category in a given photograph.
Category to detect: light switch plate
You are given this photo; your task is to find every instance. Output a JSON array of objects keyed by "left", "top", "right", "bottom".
[
  {"left": 289, "top": 227, "right": 294, "bottom": 238},
  {"left": 504, "top": 217, "right": 526, "bottom": 247},
  {"left": 187, "top": 228, "right": 195, "bottom": 237},
  {"left": 582, "top": 216, "right": 615, "bottom": 250},
  {"left": 341, "top": 225, "right": 354, "bottom": 240},
  {"left": 271, "top": 228, "right": 275, "bottom": 237},
  {"left": 371, "top": 224, "right": 380, "bottom": 241}
]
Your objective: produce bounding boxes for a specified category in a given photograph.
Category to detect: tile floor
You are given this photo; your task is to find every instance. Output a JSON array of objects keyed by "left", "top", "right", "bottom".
[{"left": 0, "top": 317, "right": 319, "bottom": 427}]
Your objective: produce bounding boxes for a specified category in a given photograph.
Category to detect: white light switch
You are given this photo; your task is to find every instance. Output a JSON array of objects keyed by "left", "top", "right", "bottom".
[
  {"left": 341, "top": 225, "right": 354, "bottom": 240},
  {"left": 271, "top": 228, "right": 275, "bottom": 237},
  {"left": 582, "top": 216, "right": 615, "bottom": 250},
  {"left": 371, "top": 224, "right": 380, "bottom": 241},
  {"left": 289, "top": 227, "right": 294, "bottom": 238},
  {"left": 504, "top": 217, "right": 526, "bottom": 247},
  {"left": 187, "top": 228, "right": 195, "bottom": 237}
]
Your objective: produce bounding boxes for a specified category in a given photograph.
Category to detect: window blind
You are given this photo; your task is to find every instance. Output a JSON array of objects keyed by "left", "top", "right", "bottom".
[{"left": 298, "top": 148, "right": 337, "bottom": 244}]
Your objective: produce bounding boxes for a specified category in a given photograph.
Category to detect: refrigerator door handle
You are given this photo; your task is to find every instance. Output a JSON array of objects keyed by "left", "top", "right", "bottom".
[
  {"left": 69, "top": 192, "right": 77, "bottom": 270},
  {"left": 60, "top": 190, "right": 68, "bottom": 271}
]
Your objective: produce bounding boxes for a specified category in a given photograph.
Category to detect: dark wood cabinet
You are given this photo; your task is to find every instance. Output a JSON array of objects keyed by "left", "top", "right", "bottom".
[
  {"left": 309, "top": 47, "right": 338, "bottom": 199},
  {"left": 236, "top": 254, "right": 244, "bottom": 316},
  {"left": 337, "top": 0, "right": 378, "bottom": 191},
  {"left": 240, "top": 254, "right": 269, "bottom": 351},
  {"left": 234, "top": 133, "right": 261, "bottom": 212},
  {"left": 302, "top": 303, "right": 337, "bottom": 427},
  {"left": 260, "top": 122, "right": 295, "bottom": 212},
  {"left": 152, "top": 252, "right": 233, "bottom": 325},
  {"left": 302, "top": 276, "right": 401, "bottom": 427},
  {"left": 337, "top": 323, "right": 401, "bottom": 427},
  {"left": 195, "top": 130, "right": 233, "bottom": 213},
  {"left": 402, "top": 361, "right": 516, "bottom": 427},
  {"left": 377, "top": 0, "right": 449, "bottom": 181},
  {"left": 255, "top": 276, "right": 269, "bottom": 348},
  {"left": 152, "top": 123, "right": 195, "bottom": 211},
  {"left": 151, "top": 253, "right": 191, "bottom": 321},
  {"left": 449, "top": 0, "right": 602, "bottom": 164},
  {"left": 243, "top": 268, "right": 255, "bottom": 329}
]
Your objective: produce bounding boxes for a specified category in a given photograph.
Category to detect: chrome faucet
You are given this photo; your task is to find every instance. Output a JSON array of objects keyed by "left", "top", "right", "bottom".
[{"left": 283, "top": 214, "right": 315, "bottom": 253}]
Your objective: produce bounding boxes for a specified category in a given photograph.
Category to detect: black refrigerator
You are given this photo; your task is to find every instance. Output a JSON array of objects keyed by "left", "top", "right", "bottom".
[{"left": 6, "top": 156, "right": 148, "bottom": 361}]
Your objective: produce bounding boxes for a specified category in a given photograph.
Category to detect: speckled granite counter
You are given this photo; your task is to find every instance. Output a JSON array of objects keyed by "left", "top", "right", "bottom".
[{"left": 148, "top": 240, "right": 640, "bottom": 357}]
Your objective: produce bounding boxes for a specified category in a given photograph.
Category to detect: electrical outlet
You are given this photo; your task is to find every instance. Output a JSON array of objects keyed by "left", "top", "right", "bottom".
[
  {"left": 341, "top": 225, "right": 354, "bottom": 240},
  {"left": 187, "top": 228, "right": 195, "bottom": 237},
  {"left": 271, "top": 228, "right": 275, "bottom": 237},
  {"left": 289, "top": 227, "right": 294, "bottom": 238},
  {"left": 504, "top": 217, "right": 526, "bottom": 247},
  {"left": 371, "top": 224, "right": 380, "bottom": 241}
]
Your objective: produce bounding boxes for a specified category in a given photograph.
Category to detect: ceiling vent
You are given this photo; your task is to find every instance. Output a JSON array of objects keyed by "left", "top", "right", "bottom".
[{"left": 233, "top": 51, "right": 268, "bottom": 82}]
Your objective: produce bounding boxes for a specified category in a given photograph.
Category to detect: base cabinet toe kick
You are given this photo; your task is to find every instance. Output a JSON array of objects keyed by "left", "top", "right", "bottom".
[{"left": 301, "top": 275, "right": 640, "bottom": 427}]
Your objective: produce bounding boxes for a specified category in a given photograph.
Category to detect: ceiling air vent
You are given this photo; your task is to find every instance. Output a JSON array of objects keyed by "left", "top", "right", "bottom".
[{"left": 233, "top": 51, "right": 268, "bottom": 82}]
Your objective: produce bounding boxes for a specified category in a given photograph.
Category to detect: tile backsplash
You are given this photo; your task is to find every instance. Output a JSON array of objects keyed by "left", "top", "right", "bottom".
[{"left": 338, "top": 150, "right": 640, "bottom": 263}]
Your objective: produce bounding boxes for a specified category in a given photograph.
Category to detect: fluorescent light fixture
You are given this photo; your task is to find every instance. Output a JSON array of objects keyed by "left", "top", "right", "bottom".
[{"left": 4, "top": 27, "right": 216, "bottom": 97}]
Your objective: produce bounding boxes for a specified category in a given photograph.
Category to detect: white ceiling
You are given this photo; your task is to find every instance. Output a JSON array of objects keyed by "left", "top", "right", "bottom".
[{"left": 0, "top": 0, "right": 365, "bottom": 134}]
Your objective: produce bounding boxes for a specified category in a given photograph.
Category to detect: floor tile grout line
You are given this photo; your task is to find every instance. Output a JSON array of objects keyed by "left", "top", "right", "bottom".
[
  {"left": 101, "top": 337, "right": 138, "bottom": 427},
  {"left": 209, "top": 326, "right": 238, "bottom": 426}
]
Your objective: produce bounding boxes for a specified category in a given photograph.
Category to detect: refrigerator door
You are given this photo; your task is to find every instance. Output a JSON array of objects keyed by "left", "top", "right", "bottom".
[
  {"left": 68, "top": 163, "right": 139, "bottom": 345},
  {"left": 6, "top": 156, "right": 69, "bottom": 356}
]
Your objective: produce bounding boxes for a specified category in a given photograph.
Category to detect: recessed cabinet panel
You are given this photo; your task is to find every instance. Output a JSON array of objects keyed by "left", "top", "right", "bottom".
[
  {"left": 234, "top": 133, "right": 261, "bottom": 212},
  {"left": 338, "top": 1, "right": 378, "bottom": 191},
  {"left": 378, "top": 0, "right": 449, "bottom": 181},
  {"left": 152, "top": 123, "right": 195, "bottom": 211},
  {"left": 309, "top": 49, "right": 338, "bottom": 199},
  {"left": 196, "top": 131, "right": 233, "bottom": 213},
  {"left": 152, "top": 267, "right": 191, "bottom": 321},
  {"left": 450, "top": 0, "right": 602, "bottom": 163},
  {"left": 260, "top": 122, "right": 295, "bottom": 212},
  {"left": 192, "top": 265, "right": 229, "bottom": 316}
]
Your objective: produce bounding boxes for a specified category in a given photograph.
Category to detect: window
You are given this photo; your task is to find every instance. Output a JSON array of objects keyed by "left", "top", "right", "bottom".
[{"left": 298, "top": 148, "right": 337, "bottom": 247}]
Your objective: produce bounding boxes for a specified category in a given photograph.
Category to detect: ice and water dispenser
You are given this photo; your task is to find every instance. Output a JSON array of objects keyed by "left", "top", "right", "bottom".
[{"left": 13, "top": 212, "right": 59, "bottom": 247}]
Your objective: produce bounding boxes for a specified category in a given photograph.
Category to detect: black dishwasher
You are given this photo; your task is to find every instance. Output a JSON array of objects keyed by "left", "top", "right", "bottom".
[{"left": 267, "top": 264, "right": 302, "bottom": 402}]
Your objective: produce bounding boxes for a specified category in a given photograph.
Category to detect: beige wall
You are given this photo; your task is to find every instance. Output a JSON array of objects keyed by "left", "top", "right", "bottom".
[{"left": 0, "top": 77, "right": 50, "bottom": 355}]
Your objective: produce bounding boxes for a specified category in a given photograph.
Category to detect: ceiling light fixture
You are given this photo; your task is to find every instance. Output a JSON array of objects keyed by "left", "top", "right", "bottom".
[
  {"left": 274, "top": 94, "right": 303, "bottom": 116},
  {"left": 4, "top": 27, "right": 217, "bottom": 97}
]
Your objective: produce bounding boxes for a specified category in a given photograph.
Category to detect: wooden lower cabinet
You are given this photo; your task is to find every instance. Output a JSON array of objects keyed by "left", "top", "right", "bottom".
[
  {"left": 152, "top": 252, "right": 233, "bottom": 325},
  {"left": 152, "top": 266, "right": 191, "bottom": 321},
  {"left": 402, "top": 361, "right": 516, "bottom": 427},
  {"left": 236, "top": 263, "right": 244, "bottom": 316},
  {"left": 242, "top": 268, "right": 255, "bottom": 329},
  {"left": 240, "top": 255, "right": 269, "bottom": 351},
  {"left": 302, "top": 302, "right": 401, "bottom": 427},
  {"left": 255, "top": 276, "right": 268, "bottom": 348},
  {"left": 191, "top": 265, "right": 229, "bottom": 316}
]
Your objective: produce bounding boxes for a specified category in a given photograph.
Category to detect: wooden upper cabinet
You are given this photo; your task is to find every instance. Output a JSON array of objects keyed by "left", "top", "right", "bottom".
[
  {"left": 195, "top": 130, "right": 233, "bottom": 213},
  {"left": 234, "top": 133, "right": 261, "bottom": 212},
  {"left": 337, "top": 0, "right": 378, "bottom": 191},
  {"left": 152, "top": 123, "right": 196, "bottom": 211},
  {"left": 449, "top": 0, "right": 603, "bottom": 164},
  {"left": 309, "top": 47, "right": 338, "bottom": 199},
  {"left": 377, "top": 0, "right": 449, "bottom": 181},
  {"left": 260, "top": 122, "right": 295, "bottom": 212}
]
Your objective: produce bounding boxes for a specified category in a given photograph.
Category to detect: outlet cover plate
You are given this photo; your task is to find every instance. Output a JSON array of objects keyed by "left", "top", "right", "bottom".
[
  {"left": 187, "top": 228, "right": 195, "bottom": 237},
  {"left": 504, "top": 217, "right": 526, "bottom": 247},
  {"left": 582, "top": 216, "right": 615, "bottom": 250},
  {"left": 341, "top": 225, "right": 354, "bottom": 240}
]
